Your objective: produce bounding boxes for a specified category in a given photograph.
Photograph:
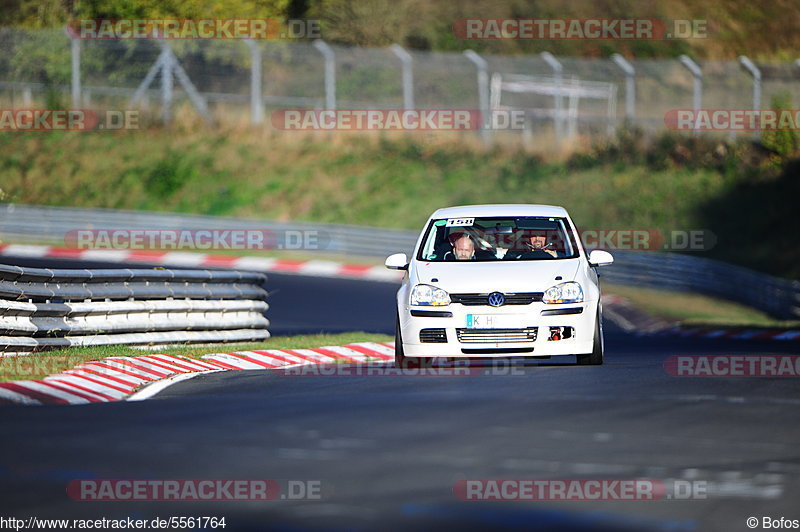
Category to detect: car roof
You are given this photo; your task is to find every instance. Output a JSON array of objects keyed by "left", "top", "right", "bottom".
[{"left": 429, "top": 204, "right": 569, "bottom": 219}]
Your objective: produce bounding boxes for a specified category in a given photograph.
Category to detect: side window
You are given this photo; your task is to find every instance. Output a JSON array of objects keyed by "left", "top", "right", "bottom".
[
  {"left": 419, "top": 223, "right": 437, "bottom": 260},
  {"left": 560, "top": 220, "right": 579, "bottom": 257},
  {"left": 420, "top": 223, "right": 452, "bottom": 261}
]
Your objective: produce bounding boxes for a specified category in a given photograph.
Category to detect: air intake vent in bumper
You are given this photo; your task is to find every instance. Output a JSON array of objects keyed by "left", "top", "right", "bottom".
[
  {"left": 419, "top": 328, "right": 447, "bottom": 343},
  {"left": 456, "top": 327, "right": 538, "bottom": 344}
]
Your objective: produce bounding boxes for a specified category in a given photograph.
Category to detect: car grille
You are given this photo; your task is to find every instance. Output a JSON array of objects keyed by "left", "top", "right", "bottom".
[
  {"left": 419, "top": 328, "right": 447, "bottom": 343},
  {"left": 449, "top": 292, "right": 543, "bottom": 306},
  {"left": 456, "top": 327, "right": 538, "bottom": 344}
]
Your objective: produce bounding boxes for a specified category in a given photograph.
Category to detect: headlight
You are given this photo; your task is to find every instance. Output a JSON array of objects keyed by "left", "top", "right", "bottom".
[
  {"left": 410, "top": 284, "right": 450, "bottom": 306},
  {"left": 543, "top": 282, "right": 583, "bottom": 304}
]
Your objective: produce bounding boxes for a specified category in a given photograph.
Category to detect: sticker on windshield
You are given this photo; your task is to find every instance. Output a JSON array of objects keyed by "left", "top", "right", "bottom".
[{"left": 446, "top": 218, "right": 474, "bottom": 227}]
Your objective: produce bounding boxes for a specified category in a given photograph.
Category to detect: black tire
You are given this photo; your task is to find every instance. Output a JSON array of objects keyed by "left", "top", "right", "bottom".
[
  {"left": 394, "top": 317, "right": 407, "bottom": 368},
  {"left": 395, "top": 316, "right": 433, "bottom": 368},
  {"left": 577, "top": 308, "right": 604, "bottom": 366}
]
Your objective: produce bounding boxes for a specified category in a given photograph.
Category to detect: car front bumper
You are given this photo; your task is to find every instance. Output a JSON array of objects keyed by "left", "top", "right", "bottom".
[{"left": 399, "top": 301, "right": 597, "bottom": 358}]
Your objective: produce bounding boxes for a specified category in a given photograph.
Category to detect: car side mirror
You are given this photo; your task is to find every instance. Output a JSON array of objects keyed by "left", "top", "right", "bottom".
[
  {"left": 588, "top": 249, "right": 614, "bottom": 267},
  {"left": 385, "top": 253, "right": 409, "bottom": 270}
]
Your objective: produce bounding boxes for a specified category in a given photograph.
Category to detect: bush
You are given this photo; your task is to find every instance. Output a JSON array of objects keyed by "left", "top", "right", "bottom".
[{"left": 761, "top": 93, "right": 799, "bottom": 158}]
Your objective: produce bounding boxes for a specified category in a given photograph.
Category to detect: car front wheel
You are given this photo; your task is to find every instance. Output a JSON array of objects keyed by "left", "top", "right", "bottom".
[{"left": 577, "top": 308, "right": 604, "bottom": 366}]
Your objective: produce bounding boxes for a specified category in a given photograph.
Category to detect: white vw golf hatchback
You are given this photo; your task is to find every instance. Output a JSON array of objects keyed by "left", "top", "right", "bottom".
[{"left": 386, "top": 204, "right": 613, "bottom": 366}]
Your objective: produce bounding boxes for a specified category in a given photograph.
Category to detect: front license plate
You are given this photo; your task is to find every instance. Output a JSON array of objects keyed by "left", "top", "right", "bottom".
[{"left": 465, "top": 314, "right": 521, "bottom": 328}]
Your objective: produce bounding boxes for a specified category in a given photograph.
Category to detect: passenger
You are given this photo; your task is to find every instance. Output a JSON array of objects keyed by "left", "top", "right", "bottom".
[{"left": 443, "top": 233, "right": 475, "bottom": 261}]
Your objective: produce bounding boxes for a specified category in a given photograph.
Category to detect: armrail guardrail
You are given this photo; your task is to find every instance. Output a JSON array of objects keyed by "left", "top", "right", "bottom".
[
  {"left": 0, "top": 263, "right": 269, "bottom": 352},
  {"left": 603, "top": 251, "right": 800, "bottom": 321},
  {"left": 0, "top": 203, "right": 417, "bottom": 259},
  {"left": 1, "top": 203, "right": 797, "bottom": 320}
]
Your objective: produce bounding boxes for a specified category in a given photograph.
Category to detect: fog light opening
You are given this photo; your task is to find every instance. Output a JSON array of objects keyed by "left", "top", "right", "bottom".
[{"left": 548, "top": 326, "right": 574, "bottom": 341}]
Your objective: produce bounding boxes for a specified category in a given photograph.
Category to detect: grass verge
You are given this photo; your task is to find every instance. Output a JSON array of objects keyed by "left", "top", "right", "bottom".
[
  {"left": 0, "top": 332, "right": 393, "bottom": 382},
  {"left": 605, "top": 283, "right": 800, "bottom": 330},
  {"left": 2, "top": 127, "right": 797, "bottom": 279}
]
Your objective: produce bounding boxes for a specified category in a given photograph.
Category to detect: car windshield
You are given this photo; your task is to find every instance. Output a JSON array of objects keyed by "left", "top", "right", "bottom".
[{"left": 417, "top": 216, "right": 580, "bottom": 262}]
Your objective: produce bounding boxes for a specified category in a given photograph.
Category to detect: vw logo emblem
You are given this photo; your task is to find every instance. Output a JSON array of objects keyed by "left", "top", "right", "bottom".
[{"left": 487, "top": 292, "right": 505, "bottom": 307}]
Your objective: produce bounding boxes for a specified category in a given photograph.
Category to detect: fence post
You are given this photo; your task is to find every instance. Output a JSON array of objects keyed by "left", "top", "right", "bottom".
[
  {"left": 739, "top": 55, "right": 762, "bottom": 140},
  {"left": 611, "top": 53, "right": 635, "bottom": 122},
  {"left": 70, "top": 36, "right": 81, "bottom": 108},
  {"left": 313, "top": 40, "right": 336, "bottom": 110},
  {"left": 390, "top": 44, "right": 414, "bottom": 111},
  {"left": 169, "top": 51, "right": 214, "bottom": 125},
  {"left": 160, "top": 44, "right": 174, "bottom": 124},
  {"left": 540, "top": 52, "right": 564, "bottom": 143},
  {"left": 129, "top": 44, "right": 212, "bottom": 125},
  {"left": 463, "top": 49, "right": 491, "bottom": 146},
  {"left": 246, "top": 41, "right": 263, "bottom": 124},
  {"left": 679, "top": 55, "right": 702, "bottom": 136}
]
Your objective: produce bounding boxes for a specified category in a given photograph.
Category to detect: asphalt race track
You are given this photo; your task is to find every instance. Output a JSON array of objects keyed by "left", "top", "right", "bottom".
[{"left": 1, "top": 256, "right": 799, "bottom": 531}]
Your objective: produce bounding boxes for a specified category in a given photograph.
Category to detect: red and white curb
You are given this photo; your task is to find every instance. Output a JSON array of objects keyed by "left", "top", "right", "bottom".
[
  {"left": 0, "top": 244, "right": 402, "bottom": 282},
  {"left": 0, "top": 342, "right": 394, "bottom": 406},
  {"left": 659, "top": 327, "right": 800, "bottom": 342}
]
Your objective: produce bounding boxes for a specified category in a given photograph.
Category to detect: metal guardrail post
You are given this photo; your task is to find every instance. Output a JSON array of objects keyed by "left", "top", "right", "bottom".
[
  {"left": 313, "top": 40, "right": 336, "bottom": 110},
  {"left": 611, "top": 53, "right": 635, "bottom": 122},
  {"left": 739, "top": 55, "right": 762, "bottom": 140},
  {"left": 463, "top": 50, "right": 491, "bottom": 146},
  {"left": 246, "top": 41, "right": 264, "bottom": 125},
  {"left": 541, "top": 52, "right": 564, "bottom": 143},
  {"left": 679, "top": 55, "right": 702, "bottom": 137},
  {"left": 390, "top": 44, "right": 414, "bottom": 111}
]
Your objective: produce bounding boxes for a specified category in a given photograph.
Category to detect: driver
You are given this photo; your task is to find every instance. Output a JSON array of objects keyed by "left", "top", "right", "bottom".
[
  {"left": 529, "top": 230, "right": 558, "bottom": 258},
  {"left": 505, "top": 230, "right": 557, "bottom": 260}
]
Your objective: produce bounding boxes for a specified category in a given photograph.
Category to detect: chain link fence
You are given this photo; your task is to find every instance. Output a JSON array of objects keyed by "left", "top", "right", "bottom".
[{"left": 1, "top": 28, "right": 799, "bottom": 141}]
